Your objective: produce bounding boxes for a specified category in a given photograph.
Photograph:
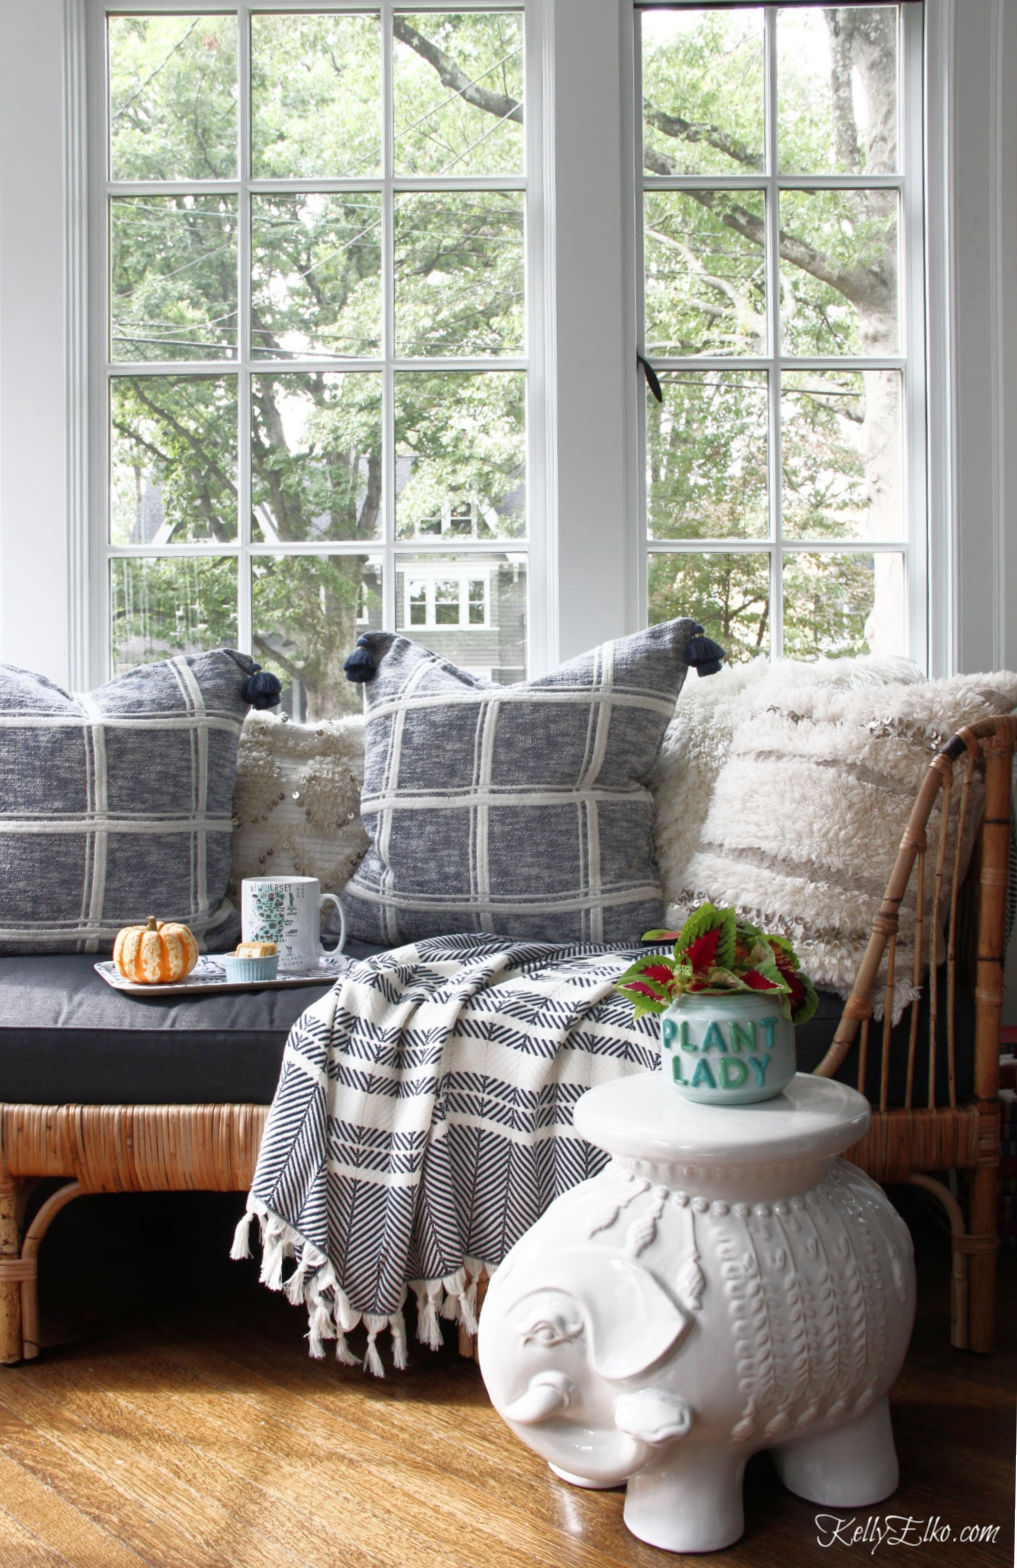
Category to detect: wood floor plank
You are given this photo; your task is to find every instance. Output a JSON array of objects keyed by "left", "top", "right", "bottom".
[
  {"left": 35, "top": 1333, "right": 624, "bottom": 1568},
  {"left": 0, "top": 1357, "right": 511, "bottom": 1568},
  {"left": 0, "top": 1504, "right": 75, "bottom": 1568},
  {"left": 0, "top": 1363, "right": 383, "bottom": 1568},
  {"left": 0, "top": 1383, "right": 313, "bottom": 1568},
  {"left": 0, "top": 1450, "right": 151, "bottom": 1568}
]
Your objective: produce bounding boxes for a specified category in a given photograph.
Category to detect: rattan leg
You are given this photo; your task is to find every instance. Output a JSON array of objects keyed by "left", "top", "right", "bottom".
[
  {"left": 18, "top": 1181, "right": 85, "bottom": 1362},
  {"left": 909, "top": 1174, "right": 968, "bottom": 1349},
  {"left": 963, "top": 1164, "right": 998, "bottom": 1354},
  {"left": 0, "top": 1175, "right": 25, "bottom": 1364}
]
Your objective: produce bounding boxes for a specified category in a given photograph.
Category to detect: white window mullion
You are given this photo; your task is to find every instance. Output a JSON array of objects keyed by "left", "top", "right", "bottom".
[
  {"left": 900, "top": 0, "right": 928, "bottom": 668},
  {"left": 544, "top": 0, "right": 637, "bottom": 662},
  {"left": 236, "top": 2, "right": 253, "bottom": 654},
  {"left": 381, "top": 1, "right": 397, "bottom": 635},
  {"left": 764, "top": 4, "right": 783, "bottom": 660}
]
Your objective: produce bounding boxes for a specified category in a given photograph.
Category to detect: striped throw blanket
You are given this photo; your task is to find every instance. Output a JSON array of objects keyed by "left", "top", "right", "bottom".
[{"left": 234, "top": 934, "right": 659, "bottom": 1372}]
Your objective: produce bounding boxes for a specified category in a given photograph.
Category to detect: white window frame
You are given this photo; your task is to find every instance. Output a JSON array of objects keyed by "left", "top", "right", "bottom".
[
  {"left": 0, "top": 0, "right": 1015, "bottom": 686},
  {"left": 401, "top": 563, "right": 490, "bottom": 628}
]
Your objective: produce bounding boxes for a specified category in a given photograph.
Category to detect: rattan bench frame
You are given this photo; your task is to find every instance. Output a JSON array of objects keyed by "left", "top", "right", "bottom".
[{"left": 1, "top": 717, "right": 1012, "bottom": 1363}]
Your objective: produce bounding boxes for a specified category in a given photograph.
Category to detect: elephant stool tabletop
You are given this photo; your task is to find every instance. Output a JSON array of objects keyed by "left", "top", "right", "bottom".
[{"left": 478, "top": 1072, "right": 916, "bottom": 1555}]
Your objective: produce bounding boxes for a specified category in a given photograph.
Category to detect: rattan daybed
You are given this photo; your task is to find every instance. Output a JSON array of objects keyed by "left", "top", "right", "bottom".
[{"left": 1, "top": 717, "right": 1012, "bottom": 1364}]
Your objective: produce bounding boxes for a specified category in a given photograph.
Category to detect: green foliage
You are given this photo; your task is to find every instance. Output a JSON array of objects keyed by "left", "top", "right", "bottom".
[
  {"left": 109, "top": 14, "right": 238, "bottom": 180},
  {"left": 640, "top": 6, "right": 903, "bottom": 663},
  {"left": 107, "top": 6, "right": 904, "bottom": 709},
  {"left": 616, "top": 901, "right": 818, "bottom": 1025},
  {"left": 107, "top": 11, "right": 530, "bottom": 718}
]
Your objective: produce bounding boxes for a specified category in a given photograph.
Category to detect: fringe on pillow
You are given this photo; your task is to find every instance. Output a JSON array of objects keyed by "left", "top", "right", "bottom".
[{"left": 231, "top": 1197, "right": 491, "bottom": 1376}]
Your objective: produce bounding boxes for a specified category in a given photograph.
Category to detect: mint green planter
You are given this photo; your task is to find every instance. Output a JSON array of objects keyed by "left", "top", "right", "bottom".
[{"left": 660, "top": 991, "right": 796, "bottom": 1105}]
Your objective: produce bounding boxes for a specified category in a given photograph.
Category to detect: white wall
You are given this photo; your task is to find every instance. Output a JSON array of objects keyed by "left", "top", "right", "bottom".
[{"left": 0, "top": 0, "right": 74, "bottom": 683}]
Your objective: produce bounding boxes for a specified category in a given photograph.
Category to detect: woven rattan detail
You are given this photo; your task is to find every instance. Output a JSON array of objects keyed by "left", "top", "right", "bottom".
[
  {"left": 0, "top": 1257, "right": 36, "bottom": 1283},
  {"left": 0, "top": 1105, "right": 268, "bottom": 1191},
  {"left": 952, "top": 1234, "right": 999, "bottom": 1256},
  {"left": 843, "top": 1107, "right": 981, "bottom": 1184}
]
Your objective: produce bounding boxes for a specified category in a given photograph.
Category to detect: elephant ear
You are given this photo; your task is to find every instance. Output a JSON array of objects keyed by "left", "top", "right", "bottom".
[{"left": 564, "top": 1251, "right": 690, "bottom": 1381}]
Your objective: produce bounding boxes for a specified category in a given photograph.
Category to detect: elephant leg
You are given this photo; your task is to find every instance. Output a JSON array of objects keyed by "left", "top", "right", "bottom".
[
  {"left": 622, "top": 1445, "right": 747, "bottom": 1554},
  {"left": 771, "top": 1396, "right": 898, "bottom": 1507}
]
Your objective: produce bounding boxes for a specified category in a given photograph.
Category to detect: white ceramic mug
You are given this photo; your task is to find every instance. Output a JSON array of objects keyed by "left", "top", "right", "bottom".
[{"left": 241, "top": 876, "right": 345, "bottom": 973}]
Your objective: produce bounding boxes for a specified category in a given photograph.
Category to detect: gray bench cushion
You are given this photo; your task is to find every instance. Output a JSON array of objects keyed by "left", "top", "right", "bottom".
[
  {"left": 0, "top": 951, "right": 973, "bottom": 1110},
  {"left": 0, "top": 951, "right": 366, "bottom": 1105}
]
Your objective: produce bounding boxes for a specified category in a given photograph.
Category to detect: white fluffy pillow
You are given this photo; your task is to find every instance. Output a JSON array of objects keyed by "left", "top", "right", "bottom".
[
  {"left": 652, "top": 654, "right": 923, "bottom": 922},
  {"left": 653, "top": 661, "right": 1017, "bottom": 1015},
  {"left": 230, "top": 712, "right": 369, "bottom": 911}
]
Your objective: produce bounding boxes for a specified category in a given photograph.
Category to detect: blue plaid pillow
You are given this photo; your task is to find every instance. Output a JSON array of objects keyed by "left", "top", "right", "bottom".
[
  {"left": 340, "top": 621, "right": 722, "bottom": 945},
  {"left": 0, "top": 649, "right": 279, "bottom": 955}
]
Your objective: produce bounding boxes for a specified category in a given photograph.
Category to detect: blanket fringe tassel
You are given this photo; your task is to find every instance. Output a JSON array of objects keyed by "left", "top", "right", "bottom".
[{"left": 233, "top": 1200, "right": 490, "bottom": 1376}]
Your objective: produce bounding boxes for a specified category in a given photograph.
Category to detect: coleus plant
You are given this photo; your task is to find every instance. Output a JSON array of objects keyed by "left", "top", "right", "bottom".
[{"left": 616, "top": 901, "right": 819, "bottom": 1026}]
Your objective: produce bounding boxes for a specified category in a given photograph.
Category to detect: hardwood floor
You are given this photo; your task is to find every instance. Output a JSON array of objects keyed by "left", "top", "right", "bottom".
[{"left": 0, "top": 1187, "right": 1012, "bottom": 1568}]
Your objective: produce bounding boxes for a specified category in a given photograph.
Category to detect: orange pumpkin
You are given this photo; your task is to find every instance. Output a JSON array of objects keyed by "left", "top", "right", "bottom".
[{"left": 113, "top": 916, "right": 199, "bottom": 984}]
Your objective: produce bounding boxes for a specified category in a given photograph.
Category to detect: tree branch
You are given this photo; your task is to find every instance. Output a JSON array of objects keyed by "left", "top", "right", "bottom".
[
  {"left": 643, "top": 147, "right": 891, "bottom": 312},
  {"left": 392, "top": 16, "right": 522, "bottom": 124},
  {"left": 644, "top": 103, "right": 764, "bottom": 173}
]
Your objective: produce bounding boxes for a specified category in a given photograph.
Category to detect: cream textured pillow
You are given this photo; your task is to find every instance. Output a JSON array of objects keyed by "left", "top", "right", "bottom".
[
  {"left": 652, "top": 653, "right": 923, "bottom": 922},
  {"left": 659, "top": 668, "right": 1017, "bottom": 1016},
  {"left": 230, "top": 712, "right": 369, "bottom": 915}
]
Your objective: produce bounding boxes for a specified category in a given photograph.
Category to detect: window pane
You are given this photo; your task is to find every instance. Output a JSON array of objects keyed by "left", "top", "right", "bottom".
[
  {"left": 393, "top": 11, "right": 524, "bottom": 176},
  {"left": 251, "top": 373, "right": 382, "bottom": 544},
  {"left": 397, "top": 554, "right": 525, "bottom": 680},
  {"left": 779, "top": 189, "right": 898, "bottom": 356},
  {"left": 250, "top": 12, "right": 381, "bottom": 179},
  {"left": 253, "top": 553, "right": 377, "bottom": 719},
  {"left": 111, "top": 196, "right": 237, "bottom": 363},
  {"left": 782, "top": 550, "right": 905, "bottom": 659},
  {"left": 644, "top": 191, "right": 766, "bottom": 357},
  {"left": 110, "top": 377, "right": 238, "bottom": 545},
  {"left": 111, "top": 556, "right": 237, "bottom": 671},
  {"left": 648, "top": 550, "right": 770, "bottom": 662},
  {"left": 777, "top": 6, "right": 898, "bottom": 176},
  {"left": 434, "top": 578, "right": 460, "bottom": 624},
  {"left": 782, "top": 370, "right": 903, "bottom": 542},
  {"left": 641, "top": 8, "right": 765, "bottom": 178},
  {"left": 394, "top": 191, "right": 525, "bottom": 357},
  {"left": 647, "top": 372, "right": 769, "bottom": 542},
  {"left": 394, "top": 372, "right": 525, "bottom": 540},
  {"left": 251, "top": 193, "right": 382, "bottom": 360},
  {"left": 108, "top": 14, "right": 237, "bottom": 181}
]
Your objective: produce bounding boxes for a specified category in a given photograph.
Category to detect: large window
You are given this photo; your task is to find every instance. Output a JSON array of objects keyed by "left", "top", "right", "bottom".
[
  {"left": 638, "top": 2, "right": 923, "bottom": 662},
  {"left": 8, "top": 0, "right": 1013, "bottom": 697},
  {"left": 99, "top": 3, "right": 529, "bottom": 716}
]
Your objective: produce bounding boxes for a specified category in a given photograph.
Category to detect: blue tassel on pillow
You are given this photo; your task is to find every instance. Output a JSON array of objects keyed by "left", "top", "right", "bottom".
[
  {"left": 686, "top": 632, "right": 725, "bottom": 677},
  {"left": 344, "top": 638, "right": 378, "bottom": 683},
  {"left": 243, "top": 667, "right": 283, "bottom": 709}
]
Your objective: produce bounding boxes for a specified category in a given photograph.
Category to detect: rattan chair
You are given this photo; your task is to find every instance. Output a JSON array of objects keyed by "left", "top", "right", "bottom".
[{"left": 812, "top": 714, "right": 1016, "bottom": 1353}]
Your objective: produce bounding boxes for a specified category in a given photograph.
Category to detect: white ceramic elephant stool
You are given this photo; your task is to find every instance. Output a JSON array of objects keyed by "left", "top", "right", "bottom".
[{"left": 478, "top": 1073, "right": 916, "bottom": 1554}]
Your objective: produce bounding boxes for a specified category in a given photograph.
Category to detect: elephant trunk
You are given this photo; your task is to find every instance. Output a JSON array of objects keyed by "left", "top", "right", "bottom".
[{"left": 503, "top": 1370, "right": 574, "bottom": 1424}]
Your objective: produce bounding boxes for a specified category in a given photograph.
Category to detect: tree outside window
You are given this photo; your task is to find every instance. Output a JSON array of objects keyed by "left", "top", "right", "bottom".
[
  {"left": 639, "top": 3, "right": 916, "bottom": 663},
  {"left": 104, "top": 5, "right": 527, "bottom": 718}
]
